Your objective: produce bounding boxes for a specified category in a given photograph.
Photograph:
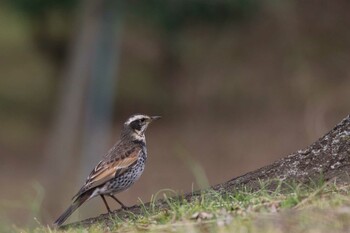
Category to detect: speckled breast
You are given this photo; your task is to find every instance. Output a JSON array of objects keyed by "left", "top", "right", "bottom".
[{"left": 108, "top": 149, "right": 147, "bottom": 194}]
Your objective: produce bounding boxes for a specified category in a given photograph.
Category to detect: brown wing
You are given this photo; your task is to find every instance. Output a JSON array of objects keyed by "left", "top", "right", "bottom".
[{"left": 73, "top": 147, "right": 141, "bottom": 200}]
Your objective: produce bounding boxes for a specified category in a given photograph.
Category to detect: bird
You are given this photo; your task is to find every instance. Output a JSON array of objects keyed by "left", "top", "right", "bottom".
[{"left": 54, "top": 114, "right": 161, "bottom": 227}]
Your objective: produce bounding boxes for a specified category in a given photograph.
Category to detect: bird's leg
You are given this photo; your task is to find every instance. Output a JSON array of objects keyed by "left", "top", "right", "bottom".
[
  {"left": 109, "top": 195, "right": 128, "bottom": 209},
  {"left": 100, "top": 195, "right": 112, "bottom": 213}
]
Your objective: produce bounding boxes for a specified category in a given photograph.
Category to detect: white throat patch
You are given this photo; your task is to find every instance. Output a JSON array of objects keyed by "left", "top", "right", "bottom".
[{"left": 132, "top": 131, "right": 146, "bottom": 141}]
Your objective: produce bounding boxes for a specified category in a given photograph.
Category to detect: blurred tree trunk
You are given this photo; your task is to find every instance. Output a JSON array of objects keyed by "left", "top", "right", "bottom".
[
  {"left": 79, "top": 0, "right": 122, "bottom": 218},
  {"left": 42, "top": 0, "right": 122, "bottom": 223}
]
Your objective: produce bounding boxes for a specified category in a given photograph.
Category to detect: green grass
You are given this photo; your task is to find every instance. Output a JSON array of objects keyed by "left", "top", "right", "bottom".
[{"left": 12, "top": 179, "right": 350, "bottom": 233}]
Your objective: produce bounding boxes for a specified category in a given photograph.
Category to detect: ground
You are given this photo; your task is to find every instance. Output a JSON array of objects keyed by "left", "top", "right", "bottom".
[
  {"left": 11, "top": 180, "right": 350, "bottom": 233},
  {"left": 8, "top": 115, "right": 350, "bottom": 232}
]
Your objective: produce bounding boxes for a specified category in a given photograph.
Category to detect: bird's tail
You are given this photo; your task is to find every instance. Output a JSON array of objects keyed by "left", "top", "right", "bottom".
[{"left": 53, "top": 190, "right": 92, "bottom": 227}]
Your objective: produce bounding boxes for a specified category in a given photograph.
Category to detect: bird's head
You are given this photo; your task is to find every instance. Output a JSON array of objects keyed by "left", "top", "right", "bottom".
[{"left": 123, "top": 114, "right": 161, "bottom": 140}]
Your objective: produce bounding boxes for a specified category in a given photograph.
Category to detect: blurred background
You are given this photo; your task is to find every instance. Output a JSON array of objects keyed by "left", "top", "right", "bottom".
[{"left": 1, "top": 0, "right": 350, "bottom": 229}]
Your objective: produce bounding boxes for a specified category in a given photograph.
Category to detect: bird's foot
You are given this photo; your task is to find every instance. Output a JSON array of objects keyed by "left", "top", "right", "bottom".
[
  {"left": 121, "top": 205, "right": 130, "bottom": 210},
  {"left": 105, "top": 209, "right": 113, "bottom": 215}
]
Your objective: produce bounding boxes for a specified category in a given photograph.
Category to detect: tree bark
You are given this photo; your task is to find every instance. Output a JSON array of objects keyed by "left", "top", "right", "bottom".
[
  {"left": 62, "top": 115, "right": 350, "bottom": 229},
  {"left": 211, "top": 115, "right": 350, "bottom": 192}
]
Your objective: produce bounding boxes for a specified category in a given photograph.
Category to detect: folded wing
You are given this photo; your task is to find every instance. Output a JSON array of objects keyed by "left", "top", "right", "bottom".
[{"left": 72, "top": 147, "right": 141, "bottom": 201}]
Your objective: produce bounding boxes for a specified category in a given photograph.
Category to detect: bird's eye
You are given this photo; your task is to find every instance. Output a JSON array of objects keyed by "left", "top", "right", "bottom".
[{"left": 140, "top": 118, "right": 146, "bottom": 123}]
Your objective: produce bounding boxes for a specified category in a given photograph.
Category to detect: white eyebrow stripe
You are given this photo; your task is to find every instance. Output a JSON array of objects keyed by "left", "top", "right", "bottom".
[{"left": 125, "top": 115, "right": 148, "bottom": 125}]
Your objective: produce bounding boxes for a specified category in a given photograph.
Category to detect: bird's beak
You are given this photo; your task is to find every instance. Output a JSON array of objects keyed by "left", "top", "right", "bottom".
[{"left": 150, "top": 116, "right": 161, "bottom": 121}]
